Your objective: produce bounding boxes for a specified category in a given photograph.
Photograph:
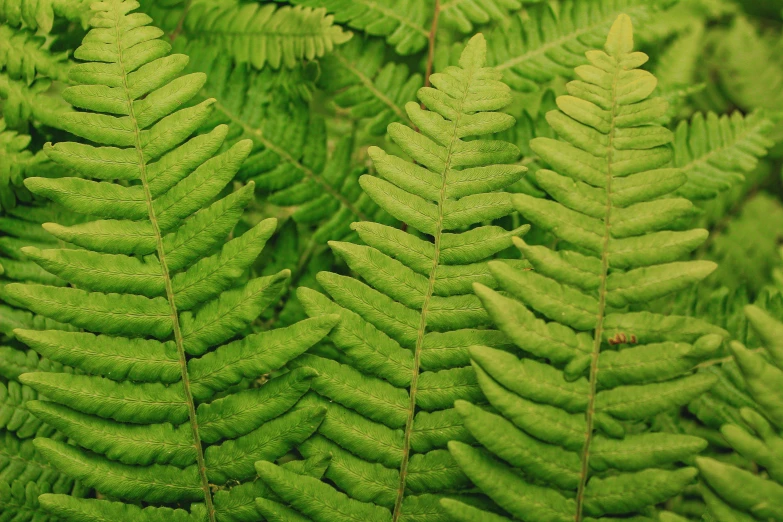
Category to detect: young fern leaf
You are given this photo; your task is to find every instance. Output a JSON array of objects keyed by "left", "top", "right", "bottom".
[
  {"left": 486, "top": 0, "right": 673, "bottom": 92},
  {"left": 280, "top": 0, "right": 430, "bottom": 55},
  {"left": 3, "top": 1, "right": 338, "bottom": 520},
  {"left": 698, "top": 306, "right": 783, "bottom": 521},
  {"left": 255, "top": 34, "right": 530, "bottom": 522},
  {"left": 444, "top": 16, "right": 729, "bottom": 522},
  {"left": 673, "top": 111, "right": 775, "bottom": 200},
  {"left": 184, "top": 2, "right": 352, "bottom": 70}
]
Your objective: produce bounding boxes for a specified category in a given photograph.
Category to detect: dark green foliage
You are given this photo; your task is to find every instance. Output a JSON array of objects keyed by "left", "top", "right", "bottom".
[{"left": 2, "top": 0, "right": 783, "bottom": 521}]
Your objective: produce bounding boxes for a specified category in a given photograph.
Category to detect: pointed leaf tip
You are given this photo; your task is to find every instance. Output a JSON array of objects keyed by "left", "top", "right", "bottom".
[
  {"left": 459, "top": 33, "right": 487, "bottom": 69},
  {"left": 606, "top": 14, "right": 634, "bottom": 56}
]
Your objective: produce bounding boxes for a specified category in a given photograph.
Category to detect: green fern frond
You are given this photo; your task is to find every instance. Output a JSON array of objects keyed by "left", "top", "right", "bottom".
[
  {"left": 673, "top": 111, "right": 775, "bottom": 200},
  {"left": 439, "top": 0, "right": 527, "bottom": 34},
  {"left": 0, "top": 0, "right": 91, "bottom": 33},
  {"left": 181, "top": 43, "right": 389, "bottom": 243},
  {"left": 485, "top": 0, "right": 673, "bottom": 92},
  {"left": 0, "top": 120, "right": 48, "bottom": 212},
  {"left": 0, "top": 430, "right": 89, "bottom": 521},
  {"left": 2, "top": 1, "right": 339, "bottom": 520},
  {"left": 255, "top": 33, "right": 529, "bottom": 522},
  {"left": 698, "top": 306, "right": 783, "bottom": 521},
  {"left": 716, "top": 16, "right": 783, "bottom": 114},
  {"left": 282, "top": 0, "right": 430, "bottom": 55},
  {"left": 0, "top": 25, "right": 70, "bottom": 85},
  {"left": 636, "top": 0, "right": 736, "bottom": 42},
  {"left": 319, "top": 36, "right": 422, "bottom": 135},
  {"left": 444, "top": 15, "right": 729, "bottom": 522},
  {"left": 184, "top": 1, "right": 352, "bottom": 70},
  {"left": 0, "top": 73, "right": 70, "bottom": 130},
  {"left": 704, "top": 193, "right": 783, "bottom": 294}
]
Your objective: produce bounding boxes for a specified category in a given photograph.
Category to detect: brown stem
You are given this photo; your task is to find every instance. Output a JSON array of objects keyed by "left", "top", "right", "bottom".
[{"left": 424, "top": 0, "right": 441, "bottom": 89}]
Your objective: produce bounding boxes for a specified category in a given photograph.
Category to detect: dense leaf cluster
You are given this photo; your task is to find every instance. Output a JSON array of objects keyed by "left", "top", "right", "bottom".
[{"left": 1, "top": 0, "right": 783, "bottom": 521}]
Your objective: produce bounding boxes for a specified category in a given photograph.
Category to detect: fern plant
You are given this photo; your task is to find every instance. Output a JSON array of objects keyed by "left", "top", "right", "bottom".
[
  {"left": 2, "top": 1, "right": 341, "bottom": 520},
  {"left": 484, "top": 0, "right": 674, "bottom": 92},
  {"left": 442, "top": 15, "right": 728, "bottom": 522},
  {"left": 253, "top": 33, "right": 530, "bottom": 522},
  {"left": 698, "top": 305, "right": 783, "bottom": 521}
]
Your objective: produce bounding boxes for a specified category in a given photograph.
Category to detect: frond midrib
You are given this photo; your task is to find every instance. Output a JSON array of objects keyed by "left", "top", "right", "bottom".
[
  {"left": 392, "top": 65, "right": 475, "bottom": 522},
  {"left": 574, "top": 51, "right": 621, "bottom": 522},
  {"left": 113, "top": 12, "right": 216, "bottom": 521}
]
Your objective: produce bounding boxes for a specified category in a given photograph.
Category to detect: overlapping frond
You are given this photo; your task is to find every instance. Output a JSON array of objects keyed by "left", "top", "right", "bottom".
[
  {"left": 698, "top": 306, "right": 783, "bottom": 521},
  {"left": 0, "top": 0, "right": 91, "bottom": 33},
  {"left": 0, "top": 25, "right": 70, "bottom": 85},
  {"left": 444, "top": 16, "right": 727, "bottom": 522},
  {"left": 181, "top": 42, "right": 388, "bottom": 246},
  {"left": 704, "top": 194, "right": 783, "bottom": 295},
  {"left": 715, "top": 16, "right": 783, "bottom": 114},
  {"left": 673, "top": 111, "right": 775, "bottom": 200},
  {"left": 282, "top": 0, "right": 430, "bottom": 55},
  {"left": 0, "top": 431, "right": 88, "bottom": 521},
  {"left": 184, "top": 1, "right": 352, "bottom": 70},
  {"left": 439, "top": 0, "right": 525, "bottom": 34},
  {"left": 318, "top": 36, "right": 421, "bottom": 135},
  {"left": 255, "top": 33, "right": 530, "bottom": 522},
  {"left": 485, "top": 0, "right": 674, "bottom": 92},
  {"left": 0, "top": 121, "right": 48, "bottom": 212},
  {"left": 3, "top": 2, "right": 339, "bottom": 520}
]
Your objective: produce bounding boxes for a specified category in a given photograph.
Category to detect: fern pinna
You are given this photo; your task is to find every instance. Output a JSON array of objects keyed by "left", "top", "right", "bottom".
[
  {"left": 442, "top": 16, "right": 729, "bottom": 522},
  {"left": 253, "top": 34, "right": 530, "bottom": 522},
  {"left": 2, "top": 1, "right": 339, "bottom": 520}
]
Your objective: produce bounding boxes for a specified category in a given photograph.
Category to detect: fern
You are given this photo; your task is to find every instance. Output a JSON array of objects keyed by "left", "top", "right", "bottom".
[
  {"left": 0, "top": 431, "right": 88, "bottom": 522},
  {"left": 0, "top": 25, "right": 70, "bottom": 85},
  {"left": 254, "top": 33, "right": 529, "bottom": 522},
  {"left": 673, "top": 111, "right": 775, "bottom": 200},
  {"left": 2, "top": 1, "right": 340, "bottom": 520},
  {"left": 439, "top": 0, "right": 525, "bottom": 34},
  {"left": 0, "top": 0, "right": 91, "bottom": 33},
  {"left": 281, "top": 0, "right": 430, "bottom": 55},
  {"left": 0, "top": 120, "right": 50, "bottom": 212},
  {"left": 715, "top": 16, "right": 783, "bottom": 115},
  {"left": 183, "top": 1, "right": 352, "bottom": 70},
  {"left": 318, "top": 36, "right": 422, "bottom": 135},
  {"left": 704, "top": 193, "right": 783, "bottom": 295},
  {"left": 484, "top": 0, "right": 673, "bottom": 92},
  {"left": 443, "top": 15, "right": 728, "bottom": 522},
  {"left": 698, "top": 306, "right": 783, "bottom": 521},
  {"left": 180, "top": 43, "right": 388, "bottom": 246}
]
